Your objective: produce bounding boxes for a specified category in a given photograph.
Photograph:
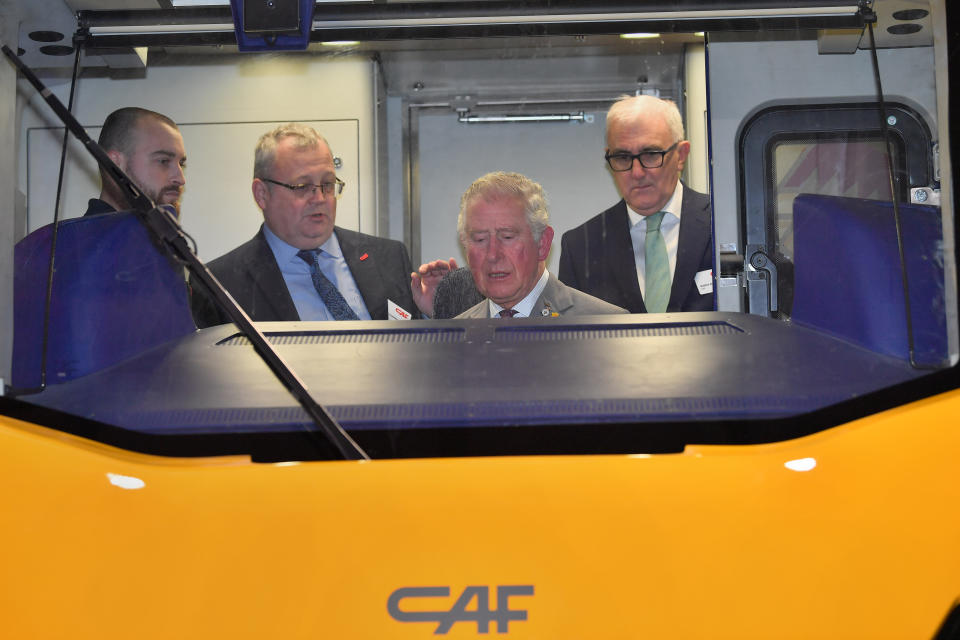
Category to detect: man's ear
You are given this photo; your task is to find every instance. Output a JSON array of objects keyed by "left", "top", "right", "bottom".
[
  {"left": 106, "top": 150, "right": 125, "bottom": 172},
  {"left": 675, "top": 140, "right": 691, "bottom": 172},
  {"left": 537, "top": 226, "right": 554, "bottom": 261},
  {"left": 252, "top": 179, "right": 268, "bottom": 210}
]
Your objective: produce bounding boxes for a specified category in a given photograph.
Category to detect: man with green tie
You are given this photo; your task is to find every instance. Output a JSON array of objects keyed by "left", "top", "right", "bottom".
[{"left": 558, "top": 95, "right": 715, "bottom": 313}]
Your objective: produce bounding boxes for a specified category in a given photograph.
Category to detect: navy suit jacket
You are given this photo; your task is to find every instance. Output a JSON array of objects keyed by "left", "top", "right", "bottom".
[
  {"left": 558, "top": 187, "right": 715, "bottom": 313},
  {"left": 191, "top": 225, "right": 418, "bottom": 327}
]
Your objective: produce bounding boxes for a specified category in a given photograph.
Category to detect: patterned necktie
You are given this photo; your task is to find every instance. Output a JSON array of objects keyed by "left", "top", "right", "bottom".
[
  {"left": 644, "top": 211, "right": 670, "bottom": 313},
  {"left": 498, "top": 309, "right": 518, "bottom": 318},
  {"left": 296, "top": 249, "right": 359, "bottom": 321}
]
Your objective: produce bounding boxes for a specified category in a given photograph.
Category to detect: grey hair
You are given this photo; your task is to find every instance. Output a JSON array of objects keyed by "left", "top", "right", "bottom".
[
  {"left": 254, "top": 122, "right": 330, "bottom": 179},
  {"left": 457, "top": 171, "right": 550, "bottom": 244},
  {"left": 605, "top": 95, "right": 685, "bottom": 145}
]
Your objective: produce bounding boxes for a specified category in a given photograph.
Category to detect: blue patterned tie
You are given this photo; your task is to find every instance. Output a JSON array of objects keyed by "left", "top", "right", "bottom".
[
  {"left": 644, "top": 211, "right": 670, "bottom": 313},
  {"left": 296, "top": 249, "right": 359, "bottom": 321}
]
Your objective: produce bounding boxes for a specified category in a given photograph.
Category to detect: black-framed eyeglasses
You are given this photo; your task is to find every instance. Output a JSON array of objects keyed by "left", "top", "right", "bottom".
[
  {"left": 262, "top": 177, "right": 345, "bottom": 198},
  {"left": 605, "top": 142, "right": 680, "bottom": 172}
]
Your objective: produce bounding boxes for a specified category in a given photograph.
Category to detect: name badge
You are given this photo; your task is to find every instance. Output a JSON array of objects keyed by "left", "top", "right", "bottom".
[
  {"left": 388, "top": 299, "right": 413, "bottom": 320},
  {"left": 695, "top": 269, "right": 714, "bottom": 295}
]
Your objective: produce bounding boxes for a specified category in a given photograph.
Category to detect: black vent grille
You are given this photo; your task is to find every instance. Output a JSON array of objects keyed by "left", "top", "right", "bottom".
[
  {"left": 495, "top": 321, "right": 742, "bottom": 342},
  {"left": 218, "top": 328, "right": 466, "bottom": 346}
]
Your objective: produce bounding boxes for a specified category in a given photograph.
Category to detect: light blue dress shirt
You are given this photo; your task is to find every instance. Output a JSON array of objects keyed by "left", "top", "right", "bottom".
[{"left": 262, "top": 225, "right": 372, "bottom": 321}]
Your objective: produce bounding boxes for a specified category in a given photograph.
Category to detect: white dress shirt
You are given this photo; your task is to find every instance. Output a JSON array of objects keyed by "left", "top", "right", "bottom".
[{"left": 487, "top": 268, "right": 551, "bottom": 318}]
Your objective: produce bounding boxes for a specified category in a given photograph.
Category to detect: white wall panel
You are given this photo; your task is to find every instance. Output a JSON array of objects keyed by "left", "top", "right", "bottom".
[{"left": 19, "top": 54, "right": 374, "bottom": 262}]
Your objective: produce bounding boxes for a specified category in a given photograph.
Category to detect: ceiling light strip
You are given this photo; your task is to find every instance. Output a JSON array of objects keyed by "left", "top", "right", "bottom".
[
  {"left": 312, "top": 7, "right": 861, "bottom": 29},
  {"left": 89, "top": 23, "right": 235, "bottom": 35},
  {"left": 87, "top": 5, "right": 860, "bottom": 36},
  {"left": 459, "top": 113, "right": 586, "bottom": 123}
]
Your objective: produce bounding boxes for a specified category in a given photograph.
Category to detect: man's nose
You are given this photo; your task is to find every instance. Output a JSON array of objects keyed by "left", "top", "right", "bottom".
[
  {"left": 485, "top": 238, "right": 502, "bottom": 261},
  {"left": 171, "top": 163, "right": 185, "bottom": 185},
  {"left": 630, "top": 158, "right": 648, "bottom": 178}
]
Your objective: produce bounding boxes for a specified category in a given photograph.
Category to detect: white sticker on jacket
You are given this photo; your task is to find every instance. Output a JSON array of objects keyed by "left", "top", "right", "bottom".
[
  {"left": 695, "top": 269, "right": 714, "bottom": 295},
  {"left": 388, "top": 299, "right": 413, "bottom": 320}
]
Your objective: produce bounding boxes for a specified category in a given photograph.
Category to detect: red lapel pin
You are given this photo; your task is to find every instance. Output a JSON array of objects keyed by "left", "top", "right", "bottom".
[{"left": 359, "top": 252, "right": 369, "bottom": 261}]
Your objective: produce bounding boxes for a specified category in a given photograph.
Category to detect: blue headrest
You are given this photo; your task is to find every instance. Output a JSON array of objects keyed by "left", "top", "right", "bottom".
[
  {"left": 12, "top": 212, "right": 197, "bottom": 388},
  {"left": 791, "top": 194, "right": 947, "bottom": 366}
]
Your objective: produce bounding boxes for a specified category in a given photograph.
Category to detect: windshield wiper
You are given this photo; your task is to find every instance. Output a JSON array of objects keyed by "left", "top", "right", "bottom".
[
  {"left": 2, "top": 44, "right": 369, "bottom": 461},
  {"left": 861, "top": 8, "right": 940, "bottom": 371}
]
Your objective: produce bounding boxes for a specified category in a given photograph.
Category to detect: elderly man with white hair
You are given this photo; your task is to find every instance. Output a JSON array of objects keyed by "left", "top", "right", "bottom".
[
  {"left": 558, "top": 95, "right": 715, "bottom": 314},
  {"left": 455, "top": 171, "right": 625, "bottom": 319}
]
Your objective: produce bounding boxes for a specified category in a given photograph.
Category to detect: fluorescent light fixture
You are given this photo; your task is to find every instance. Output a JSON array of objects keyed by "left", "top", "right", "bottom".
[
  {"left": 86, "top": 5, "right": 862, "bottom": 38},
  {"left": 620, "top": 32, "right": 660, "bottom": 39},
  {"left": 311, "top": 7, "right": 861, "bottom": 30},
  {"left": 321, "top": 40, "right": 360, "bottom": 46},
  {"left": 91, "top": 24, "right": 236, "bottom": 35},
  {"left": 170, "top": 0, "right": 229, "bottom": 5},
  {"left": 170, "top": 0, "right": 367, "bottom": 5},
  {"left": 459, "top": 112, "right": 585, "bottom": 123}
]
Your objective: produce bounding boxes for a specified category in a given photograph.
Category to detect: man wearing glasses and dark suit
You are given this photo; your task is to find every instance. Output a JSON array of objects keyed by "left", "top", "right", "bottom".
[
  {"left": 558, "top": 95, "right": 715, "bottom": 314},
  {"left": 192, "top": 123, "right": 420, "bottom": 327}
]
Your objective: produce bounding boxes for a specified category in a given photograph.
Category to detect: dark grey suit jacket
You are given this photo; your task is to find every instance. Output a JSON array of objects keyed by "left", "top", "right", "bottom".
[
  {"left": 456, "top": 273, "right": 627, "bottom": 318},
  {"left": 558, "top": 186, "right": 714, "bottom": 313},
  {"left": 191, "top": 225, "right": 417, "bottom": 327}
]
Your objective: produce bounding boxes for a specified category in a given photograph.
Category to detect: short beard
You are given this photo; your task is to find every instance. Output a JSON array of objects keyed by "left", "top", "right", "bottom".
[{"left": 149, "top": 188, "right": 182, "bottom": 216}]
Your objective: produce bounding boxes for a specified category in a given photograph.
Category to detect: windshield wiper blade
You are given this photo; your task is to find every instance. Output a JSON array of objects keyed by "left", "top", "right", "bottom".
[{"left": 2, "top": 44, "right": 369, "bottom": 461}]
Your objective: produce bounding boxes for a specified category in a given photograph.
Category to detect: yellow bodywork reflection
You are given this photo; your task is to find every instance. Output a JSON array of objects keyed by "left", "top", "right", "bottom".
[{"left": 1, "top": 391, "right": 959, "bottom": 639}]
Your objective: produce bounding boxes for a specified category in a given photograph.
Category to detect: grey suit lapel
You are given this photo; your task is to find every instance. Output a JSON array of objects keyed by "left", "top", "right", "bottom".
[
  {"left": 459, "top": 299, "right": 489, "bottom": 318},
  {"left": 533, "top": 274, "right": 573, "bottom": 317}
]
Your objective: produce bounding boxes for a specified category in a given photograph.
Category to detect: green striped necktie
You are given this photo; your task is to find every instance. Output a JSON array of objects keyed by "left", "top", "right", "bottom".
[{"left": 644, "top": 211, "right": 670, "bottom": 313}]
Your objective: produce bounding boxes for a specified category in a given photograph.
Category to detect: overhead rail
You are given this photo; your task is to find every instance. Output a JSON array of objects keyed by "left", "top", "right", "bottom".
[{"left": 78, "top": 0, "right": 867, "bottom": 48}]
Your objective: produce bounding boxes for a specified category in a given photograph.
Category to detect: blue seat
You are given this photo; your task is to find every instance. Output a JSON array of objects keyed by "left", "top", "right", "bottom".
[
  {"left": 12, "top": 212, "right": 197, "bottom": 388},
  {"left": 791, "top": 194, "right": 947, "bottom": 366}
]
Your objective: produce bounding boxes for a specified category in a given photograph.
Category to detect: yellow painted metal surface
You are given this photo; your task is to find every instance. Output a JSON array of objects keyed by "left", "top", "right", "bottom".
[{"left": 1, "top": 390, "right": 959, "bottom": 638}]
